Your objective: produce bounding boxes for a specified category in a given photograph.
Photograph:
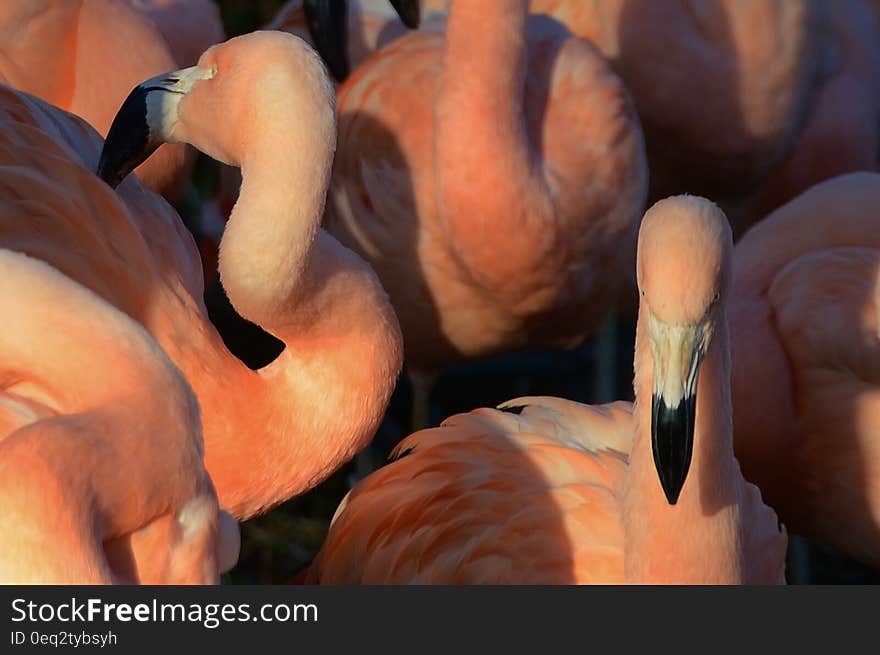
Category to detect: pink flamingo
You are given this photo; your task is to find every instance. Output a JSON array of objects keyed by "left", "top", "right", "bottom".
[
  {"left": 303, "top": 196, "right": 786, "bottom": 584},
  {"left": 743, "top": 0, "right": 880, "bottom": 222},
  {"left": 0, "top": 30, "right": 401, "bottom": 522},
  {"left": 541, "top": 0, "right": 879, "bottom": 233},
  {"left": 538, "top": 1, "right": 821, "bottom": 206},
  {"left": 319, "top": 0, "right": 647, "bottom": 424},
  {"left": 0, "top": 249, "right": 238, "bottom": 584},
  {"left": 95, "top": 31, "right": 404, "bottom": 519},
  {"left": 731, "top": 172, "right": 880, "bottom": 568}
]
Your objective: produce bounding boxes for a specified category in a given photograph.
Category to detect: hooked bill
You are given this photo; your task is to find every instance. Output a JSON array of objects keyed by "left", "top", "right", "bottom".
[
  {"left": 96, "top": 84, "right": 154, "bottom": 188},
  {"left": 647, "top": 311, "right": 711, "bottom": 505},
  {"left": 651, "top": 392, "right": 696, "bottom": 505}
]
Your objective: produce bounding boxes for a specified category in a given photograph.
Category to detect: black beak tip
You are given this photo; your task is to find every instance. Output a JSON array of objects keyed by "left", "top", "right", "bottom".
[
  {"left": 390, "top": 0, "right": 420, "bottom": 29},
  {"left": 96, "top": 150, "right": 126, "bottom": 189},
  {"left": 324, "top": 51, "right": 351, "bottom": 83},
  {"left": 95, "top": 159, "right": 117, "bottom": 188},
  {"left": 304, "top": 0, "right": 351, "bottom": 82},
  {"left": 661, "top": 478, "right": 683, "bottom": 506},
  {"left": 651, "top": 394, "right": 695, "bottom": 507},
  {"left": 95, "top": 84, "right": 153, "bottom": 190}
]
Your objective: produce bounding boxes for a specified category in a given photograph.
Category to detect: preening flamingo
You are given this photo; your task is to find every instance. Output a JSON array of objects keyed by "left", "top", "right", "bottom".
[
  {"left": 730, "top": 172, "right": 880, "bottom": 568},
  {"left": 0, "top": 30, "right": 401, "bottom": 521},
  {"left": 95, "top": 31, "right": 404, "bottom": 519},
  {"left": 0, "top": 249, "right": 238, "bottom": 584},
  {"left": 196, "top": 0, "right": 421, "bottom": 288},
  {"left": 304, "top": 196, "right": 786, "bottom": 584},
  {"left": 319, "top": 0, "right": 647, "bottom": 420},
  {"left": 0, "top": 0, "right": 219, "bottom": 202}
]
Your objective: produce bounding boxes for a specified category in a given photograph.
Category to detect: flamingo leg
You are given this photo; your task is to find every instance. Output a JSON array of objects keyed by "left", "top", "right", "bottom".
[
  {"left": 409, "top": 369, "right": 437, "bottom": 432},
  {"left": 786, "top": 534, "right": 812, "bottom": 584},
  {"left": 592, "top": 308, "right": 619, "bottom": 403}
]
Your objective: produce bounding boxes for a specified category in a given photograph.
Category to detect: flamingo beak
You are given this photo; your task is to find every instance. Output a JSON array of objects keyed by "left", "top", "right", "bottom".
[
  {"left": 97, "top": 66, "right": 215, "bottom": 188},
  {"left": 647, "top": 313, "right": 712, "bottom": 505},
  {"left": 304, "top": 0, "right": 420, "bottom": 82},
  {"left": 303, "top": 0, "right": 350, "bottom": 82},
  {"left": 390, "top": 0, "right": 421, "bottom": 28}
]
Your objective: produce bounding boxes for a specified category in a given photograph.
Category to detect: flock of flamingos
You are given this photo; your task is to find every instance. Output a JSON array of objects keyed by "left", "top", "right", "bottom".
[{"left": 0, "top": 0, "right": 878, "bottom": 585}]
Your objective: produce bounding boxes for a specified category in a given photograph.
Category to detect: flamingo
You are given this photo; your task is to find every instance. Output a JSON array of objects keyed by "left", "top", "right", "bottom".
[
  {"left": 535, "top": 0, "right": 880, "bottom": 233},
  {"left": 303, "top": 195, "right": 786, "bottom": 584},
  {"left": 742, "top": 0, "right": 880, "bottom": 223},
  {"left": 531, "top": 1, "right": 820, "bottom": 212},
  {"left": 193, "top": 0, "right": 420, "bottom": 286},
  {"left": 316, "top": 0, "right": 647, "bottom": 424},
  {"left": 94, "top": 31, "right": 404, "bottom": 519},
  {"left": 0, "top": 249, "right": 239, "bottom": 584},
  {"left": 0, "top": 31, "right": 402, "bottom": 522},
  {"left": 730, "top": 172, "right": 880, "bottom": 569},
  {"left": 0, "top": 0, "right": 223, "bottom": 203},
  {"left": 309, "top": 1, "right": 879, "bottom": 237}
]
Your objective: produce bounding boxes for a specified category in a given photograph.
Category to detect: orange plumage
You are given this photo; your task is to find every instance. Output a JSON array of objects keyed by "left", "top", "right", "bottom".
[
  {"left": 0, "top": 32, "right": 403, "bottom": 522},
  {"left": 324, "top": 0, "right": 647, "bottom": 377},
  {"left": 306, "top": 196, "right": 786, "bottom": 584}
]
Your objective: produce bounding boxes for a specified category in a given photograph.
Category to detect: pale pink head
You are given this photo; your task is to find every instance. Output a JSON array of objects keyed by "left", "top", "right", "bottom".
[
  {"left": 97, "top": 31, "right": 336, "bottom": 184},
  {"left": 636, "top": 195, "right": 733, "bottom": 504}
]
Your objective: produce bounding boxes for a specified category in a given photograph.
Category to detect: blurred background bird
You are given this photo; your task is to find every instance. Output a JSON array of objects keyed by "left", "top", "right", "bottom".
[
  {"left": 316, "top": 0, "right": 648, "bottom": 431},
  {"left": 0, "top": 0, "right": 226, "bottom": 202},
  {"left": 730, "top": 172, "right": 880, "bottom": 572}
]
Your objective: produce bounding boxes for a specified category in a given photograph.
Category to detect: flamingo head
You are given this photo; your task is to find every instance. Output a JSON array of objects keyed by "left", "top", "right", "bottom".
[{"left": 636, "top": 195, "right": 732, "bottom": 505}]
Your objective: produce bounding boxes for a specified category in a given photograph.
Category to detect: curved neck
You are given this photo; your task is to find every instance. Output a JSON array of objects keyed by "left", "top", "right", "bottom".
[
  {"left": 623, "top": 305, "right": 744, "bottom": 583},
  {"left": 202, "top": 107, "right": 403, "bottom": 520},
  {"left": 441, "top": 1, "right": 529, "bottom": 126},
  {"left": 217, "top": 125, "right": 330, "bottom": 326},
  {"left": 435, "top": 0, "right": 552, "bottom": 278}
]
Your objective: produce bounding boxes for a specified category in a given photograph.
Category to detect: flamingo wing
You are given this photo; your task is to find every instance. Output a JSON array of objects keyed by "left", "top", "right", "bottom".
[
  {"left": 765, "top": 245, "right": 880, "bottom": 566},
  {"left": 0, "top": 249, "right": 235, "bottom": 584},
  {"left": 308, "top": 399, "right": 633, "bottom": 584}
]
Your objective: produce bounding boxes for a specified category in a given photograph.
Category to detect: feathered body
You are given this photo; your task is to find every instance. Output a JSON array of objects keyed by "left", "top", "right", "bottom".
[
  {"left": 307, "top": 196, "right": 786, "bottom": 584},
  {"left": 324, "top": 0, "right": 647, "bottom": 372},
  {"left": 731, "top": 172, "right": 880, "bottom": 567}
]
